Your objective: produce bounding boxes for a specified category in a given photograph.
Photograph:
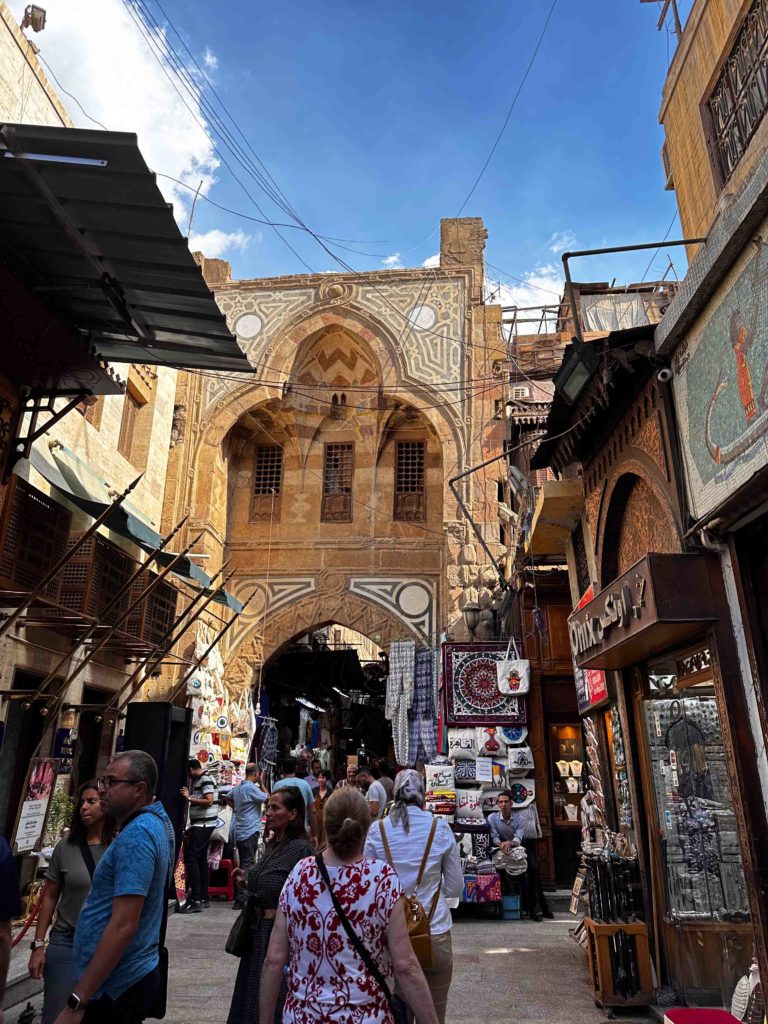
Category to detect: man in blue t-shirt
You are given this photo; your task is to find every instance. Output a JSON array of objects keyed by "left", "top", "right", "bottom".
[
  {"left": 56, "top": 750, "right": 174, "bottom": 1024},
  {"left": 222, "top": 763, "right": 268, "bottom": 909},
  {"left": 271, "top": 756, "right": 316, "bottom": 842}
]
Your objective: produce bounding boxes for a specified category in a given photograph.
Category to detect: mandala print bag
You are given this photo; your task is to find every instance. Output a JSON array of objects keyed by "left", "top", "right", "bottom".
[{"left": 496, "top": 636, "right": 531, "bottom": 696}]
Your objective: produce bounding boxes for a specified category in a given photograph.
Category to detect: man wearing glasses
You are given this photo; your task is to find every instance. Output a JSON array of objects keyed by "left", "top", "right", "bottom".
[{"left": 54, "top": 750, "right": 174, "bottom": 1024}]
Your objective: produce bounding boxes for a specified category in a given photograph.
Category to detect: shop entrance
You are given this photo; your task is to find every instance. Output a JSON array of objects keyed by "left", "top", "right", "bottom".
[{"left": 257, "top": 623, "right": 392, "bottom": 781}]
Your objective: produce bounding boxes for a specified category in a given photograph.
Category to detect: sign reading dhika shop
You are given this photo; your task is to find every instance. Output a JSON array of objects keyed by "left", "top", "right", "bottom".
[{"left": 569, "top": 577, "right": 647, "bottom": 658}]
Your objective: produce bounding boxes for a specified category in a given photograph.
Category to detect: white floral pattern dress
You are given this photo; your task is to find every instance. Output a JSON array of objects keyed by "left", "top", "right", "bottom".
[{"left": 278, "top": 855, "right": 403, "bottom": 1024}]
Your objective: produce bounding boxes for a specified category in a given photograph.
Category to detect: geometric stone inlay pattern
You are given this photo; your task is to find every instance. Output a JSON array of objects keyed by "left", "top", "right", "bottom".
[
  {"left": 226, "top": 576, "right": 316, "bottom": 658},
  {"left": 349, "top": 576, "right": 435, "bottom": 643}
]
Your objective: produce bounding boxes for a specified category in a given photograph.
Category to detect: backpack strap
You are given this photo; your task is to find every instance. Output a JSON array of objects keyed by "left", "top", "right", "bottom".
[
  {"left": 415, "top": 816, "right": 438, "bottom": 887},
  {"left": 378, "top": 819, "right": 394, "bottom": 869}
]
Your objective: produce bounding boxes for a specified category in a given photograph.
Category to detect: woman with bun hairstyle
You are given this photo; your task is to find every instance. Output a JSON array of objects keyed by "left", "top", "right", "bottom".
[{"left": 259, "top": 787, "right": 438, "bottom": 1024}]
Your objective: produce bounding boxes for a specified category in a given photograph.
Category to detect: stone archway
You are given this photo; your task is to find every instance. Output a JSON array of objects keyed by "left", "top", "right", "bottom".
[{"left": 223, "top": 586, "right": 416, "bottom": 693}]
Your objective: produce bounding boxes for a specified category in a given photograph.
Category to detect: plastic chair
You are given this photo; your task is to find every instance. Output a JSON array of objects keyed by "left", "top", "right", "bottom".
[{"left": 208, "top": 858, "right": 235, "bottom": 902}]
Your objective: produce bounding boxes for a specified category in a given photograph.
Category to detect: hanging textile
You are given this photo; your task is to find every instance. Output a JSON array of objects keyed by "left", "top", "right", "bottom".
[
  {"left": 443, "top": 643, "right": 528, "bottom": 726},
  {"left": 407, "top": 648, "right": 438, "bottom": 766},
  {"left": 387, "top": 640, "right": 416, "bottom": 766}
]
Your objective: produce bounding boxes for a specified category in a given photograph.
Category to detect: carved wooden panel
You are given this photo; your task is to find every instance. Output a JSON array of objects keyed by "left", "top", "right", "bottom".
[{"left": 616, "top": 476, "right": 680, "bottom": 576}]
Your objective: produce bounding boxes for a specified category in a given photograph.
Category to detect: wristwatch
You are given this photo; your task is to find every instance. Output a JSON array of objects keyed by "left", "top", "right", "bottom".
[
  {"left": 30, "top": 939, "right": 47, "bottom": 950},
  {"left": 66, "top": 992, "right": 87, "bottom": 1011}
]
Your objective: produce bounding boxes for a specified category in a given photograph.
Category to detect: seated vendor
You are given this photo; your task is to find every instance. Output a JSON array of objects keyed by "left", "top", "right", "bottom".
[{"left": 488, "top": 791, "right": 553, "bottom": 922}]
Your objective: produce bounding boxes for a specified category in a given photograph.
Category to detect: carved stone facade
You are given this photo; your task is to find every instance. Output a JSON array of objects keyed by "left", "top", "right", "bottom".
[{"left": 163, "top": 218, "right": 508, "bottom": 681}]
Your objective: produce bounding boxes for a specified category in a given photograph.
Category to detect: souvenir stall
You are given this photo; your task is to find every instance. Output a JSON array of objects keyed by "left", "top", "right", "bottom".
[{"left": 437, "top": 640, "right": 539, "bottom": 916}]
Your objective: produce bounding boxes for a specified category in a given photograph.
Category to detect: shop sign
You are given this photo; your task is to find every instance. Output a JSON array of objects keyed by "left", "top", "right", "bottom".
[
  {"left": 570, "top": 578, "right": 647, "bottom": 659},
  {"left": 12, "top": 757, "right": 59, "bottom": 854},
  {"left": 572, "top": 587, "right": 609, "bottom": 714},
  {"left": 568, "top": 554, "right": 717, "bottom": 671}
]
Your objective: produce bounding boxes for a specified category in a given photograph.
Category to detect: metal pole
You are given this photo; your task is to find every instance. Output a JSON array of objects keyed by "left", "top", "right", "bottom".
[
  {"left": 106, "top": 566, "right": 234, "bottom": 712},
  {"left": 0, "top": 474, "right": 143, "bottom": 640},
  {"left": 52, "top": 532, "right": 204, "bottom": 695},
  {"left": 449, "top": 451, "right": 513, "bottom": 591},
  {"left": 561, "top": 236, "right": 707, "bottom": 345},
  {"left": 26, "top": 515, "right": 189, "bottom": 702},
  {"left": 167, "top": 589, "right": 258, "bottom": 704}
]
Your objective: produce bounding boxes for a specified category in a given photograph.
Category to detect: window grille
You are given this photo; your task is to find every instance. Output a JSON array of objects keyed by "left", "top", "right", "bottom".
[
  {"left": 394, "top": 441, "right": 425, "bottom": 521},
  {"left": 572, "top": 520, "right": 591, "bottom": 597},
  {"left": 117, "top": 394, "right": 140, "bottom": 461},
  {"left": 706, "top": 0, "right": 768, "bottom": 183},
  {"left": 251, "top": 445, "right": 283, "bottom": 520},
  {"left": 511, "top": 385, "right": 531, "bottom": 400},
  {"left": 322, "top": 443, "right": 354, "bottom": 522}
]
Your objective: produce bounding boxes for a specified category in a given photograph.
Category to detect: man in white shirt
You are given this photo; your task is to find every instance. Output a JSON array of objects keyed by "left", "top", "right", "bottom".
[{"left": 357, "top": 767, "right": 388, "bottom": 819}]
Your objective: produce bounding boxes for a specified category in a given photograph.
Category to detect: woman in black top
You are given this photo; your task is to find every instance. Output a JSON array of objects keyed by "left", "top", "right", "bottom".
[
  {"left": 28, "top": 780, "right": 116, "bottom": 1024},
  {"left": 227, "top": 787, "right": 313, "bottom": 1024}
]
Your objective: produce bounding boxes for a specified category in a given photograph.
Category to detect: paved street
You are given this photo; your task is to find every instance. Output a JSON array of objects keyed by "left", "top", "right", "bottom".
[{"left": 6, "top": 906, "right": 648, "bottom": 1023}]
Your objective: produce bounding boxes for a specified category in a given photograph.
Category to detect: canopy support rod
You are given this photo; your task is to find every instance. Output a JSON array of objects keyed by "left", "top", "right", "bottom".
[
  {"left": 51, "top": 531, "right": 204, "bottom": 699},
  {"left": 167, "top": 589, "right": 258, "bottom": 704},
  {"left": 107, "top": 564, "right": 233, "bottom": 712},
  {"left": 0, "top": 474, "right": 142, "bottom": 641},
  {"left": 27, "top": 514, "right": 188, "bottom": 702}
]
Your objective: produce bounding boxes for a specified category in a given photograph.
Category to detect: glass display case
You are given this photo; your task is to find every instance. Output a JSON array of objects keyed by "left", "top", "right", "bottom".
[{"left": 549, "top": 723, "right": 584, "bottom": 826}]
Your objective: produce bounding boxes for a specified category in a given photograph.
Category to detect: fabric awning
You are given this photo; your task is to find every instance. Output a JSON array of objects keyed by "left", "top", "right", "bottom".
[{"left": 0, "top": 123, "right": 251, "bottom": 373}]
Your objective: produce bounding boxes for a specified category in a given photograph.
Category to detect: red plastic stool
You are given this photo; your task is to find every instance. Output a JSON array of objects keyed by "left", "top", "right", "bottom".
[
  {"left": 208, "top": 859, "right": 235, "bottom": 902},
  {"left": 664, "top": 1010, "right": 740, "bottom": 1024}
]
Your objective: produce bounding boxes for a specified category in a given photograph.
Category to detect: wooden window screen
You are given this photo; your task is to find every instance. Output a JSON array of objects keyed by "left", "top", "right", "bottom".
[
  {"left": 394, "top": 441, "right": 425, "bottom": 521},
  {"left": 251, "top": 445, "right": 283, "bottom": 521},
  {"left": 706, "top": 0, "right": 768, "bottom": 183},
  {"left": 117, "top": 394, "right": 140, "bottom": 460},
  {"left": 77, "top": 397, "right": 103, "bottom": 428},
  {"left": 321, "top": 443, "right": 354, "bottom": 522}
]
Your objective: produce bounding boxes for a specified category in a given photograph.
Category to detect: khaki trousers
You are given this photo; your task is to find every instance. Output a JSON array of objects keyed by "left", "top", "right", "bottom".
[{"left": 399, "top": 930, "right": 453, "bottom": 1024}]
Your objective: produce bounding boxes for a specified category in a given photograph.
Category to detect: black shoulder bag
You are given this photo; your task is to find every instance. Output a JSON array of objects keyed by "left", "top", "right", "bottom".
[{"left": 314, "top": 854, "right": 408, "bottom": 1024}]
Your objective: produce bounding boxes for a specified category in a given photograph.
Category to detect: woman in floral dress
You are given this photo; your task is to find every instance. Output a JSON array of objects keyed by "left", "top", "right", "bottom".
[
  {"left": 227, "top": 787, "right": 313, "bottom": 1024},
  {"left": 259, "top": 788, "right": 438, "bottom": 1024}
]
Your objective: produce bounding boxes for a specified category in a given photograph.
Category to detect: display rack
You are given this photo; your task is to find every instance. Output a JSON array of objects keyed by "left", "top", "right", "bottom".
[
  {"left": 550, "top": 723, "right": 584, "bottom": 827},
  {"left": 583, "top": 916, "right": 653, "bottom": 1013}
]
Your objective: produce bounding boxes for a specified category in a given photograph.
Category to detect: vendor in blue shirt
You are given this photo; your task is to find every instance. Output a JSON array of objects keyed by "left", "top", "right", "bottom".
[
  {"left": 221, "top": 763, "right": 268, "bottom": 909},
  {"left": 56, "top": 750, "right": 174, "bottom": 1024},
  {"left": 487, "top": 791, "right": 552, "bottom": 922}
]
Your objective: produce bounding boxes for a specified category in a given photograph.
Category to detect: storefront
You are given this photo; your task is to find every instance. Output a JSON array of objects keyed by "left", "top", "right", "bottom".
[
  {"left": 570, "top": 554, "right": 754, "bottom": 1006},
  {"left": 529, "top": 331, "right": 767, "bottom": 1011}
]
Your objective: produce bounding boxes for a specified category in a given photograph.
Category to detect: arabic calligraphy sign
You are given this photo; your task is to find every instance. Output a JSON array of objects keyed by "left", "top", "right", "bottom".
[
  {"left": 573, "top": 587, "right": 609, "bottom": 714},
  {"left": 568, "top": 554, "right": 718, "bottom": 671}
]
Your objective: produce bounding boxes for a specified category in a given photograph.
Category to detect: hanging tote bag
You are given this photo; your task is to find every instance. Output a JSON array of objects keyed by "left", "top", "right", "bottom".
[
  {"left": 496, "top": 636, "right": 531, "bottom": 695},
  {"left": 378, "top": 818, "right": 440, "bottom": 969}
]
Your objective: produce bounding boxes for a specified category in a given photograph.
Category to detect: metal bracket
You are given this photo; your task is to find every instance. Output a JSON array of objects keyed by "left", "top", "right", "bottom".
[{"left": 9, "top": 392, "right": 87, "bottom": 476}]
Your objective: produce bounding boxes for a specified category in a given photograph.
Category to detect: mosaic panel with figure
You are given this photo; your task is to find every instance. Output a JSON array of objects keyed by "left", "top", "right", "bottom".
[{"left": 673, "top": 228, "right": 768, "bottom": 518}]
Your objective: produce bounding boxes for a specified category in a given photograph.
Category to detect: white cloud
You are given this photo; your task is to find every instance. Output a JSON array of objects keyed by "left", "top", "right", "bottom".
[
  {"left": 382, "top": 253, "right": 403, "bottom": 269},
  {"left": 422, "top": 253, "right": 440, "bottom": 269},
  {"left": 485, "top": 263, "right": 564, "bottom": 335},
  {"left": 547, "top": 230, "right": 576, "bottom": 255},
  {"left": 188, "top": 228, "right": 252, "bottom": 258},
  {"left": 202, "top": 47, "right": 218, "bottom": 71},
  {"left": 10, "top": 0, "right": 220, "bottom": 221}
]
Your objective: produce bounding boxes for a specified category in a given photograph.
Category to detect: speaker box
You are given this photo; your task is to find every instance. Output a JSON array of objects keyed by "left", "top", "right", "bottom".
[{"left": 123, "top": 701, "right": 192, "bottom": 856}]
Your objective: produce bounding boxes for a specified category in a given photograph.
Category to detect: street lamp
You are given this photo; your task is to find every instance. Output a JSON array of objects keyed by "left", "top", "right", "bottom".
[
  {"left": 553, "top": 338, "right": 600, "bottom": 405},
  {"left": 462, "top": 601, "right": 481, "bottom": 640}
]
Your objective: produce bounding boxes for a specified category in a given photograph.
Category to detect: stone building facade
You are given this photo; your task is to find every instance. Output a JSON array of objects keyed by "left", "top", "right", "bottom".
[{"left": 161, "top": 218, "right": 509, "bottom": 693}]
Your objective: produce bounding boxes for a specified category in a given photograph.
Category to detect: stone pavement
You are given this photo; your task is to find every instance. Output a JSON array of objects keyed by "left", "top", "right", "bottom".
[{"left": 5, "top": 904, "right": 649, "bottom": 1023}]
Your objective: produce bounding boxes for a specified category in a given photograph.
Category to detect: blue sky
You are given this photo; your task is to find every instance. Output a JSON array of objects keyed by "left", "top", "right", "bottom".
[{"left": 15, "top": 0, "right": 695, "bottom": 302}]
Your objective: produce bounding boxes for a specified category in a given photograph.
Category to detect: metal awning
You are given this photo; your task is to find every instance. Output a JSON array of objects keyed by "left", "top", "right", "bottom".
[{"left": 0, "top": 123, "right": 250, "bottom": 373}]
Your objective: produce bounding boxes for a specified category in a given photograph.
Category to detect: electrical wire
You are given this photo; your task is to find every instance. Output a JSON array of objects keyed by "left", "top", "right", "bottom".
[{"left": 456, "top": 0, "right": 558, "bottom": 217}]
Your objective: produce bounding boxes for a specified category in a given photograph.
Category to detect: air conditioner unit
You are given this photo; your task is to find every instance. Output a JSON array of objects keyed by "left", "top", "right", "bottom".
[{"left": 510, "top": 385, "right": 531, "bottom": 401}]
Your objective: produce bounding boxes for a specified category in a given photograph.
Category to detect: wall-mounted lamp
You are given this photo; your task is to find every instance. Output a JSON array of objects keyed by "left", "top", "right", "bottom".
[
  {"left": 462, "top": 601, "right": 481, "bottom": 640},
  {"left": 553, "top": 338, "right": 600, "bottom": 405}
]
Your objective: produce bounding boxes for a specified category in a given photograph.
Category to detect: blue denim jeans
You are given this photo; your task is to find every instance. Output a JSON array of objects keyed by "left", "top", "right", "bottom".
[{"left": 43, "top": 927, "right": 75, "bottom": 1024}]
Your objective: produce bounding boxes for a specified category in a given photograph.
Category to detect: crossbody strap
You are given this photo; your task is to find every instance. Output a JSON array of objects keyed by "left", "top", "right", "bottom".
[
  {"left": 78, "top": 841, "right": 97, "bottom": 880},
  {"left": 315, "top": 854, "right": 395, "bottom": 1015},
  {"left": 415, "top": 817, "right": 438, "bottom": 887}
]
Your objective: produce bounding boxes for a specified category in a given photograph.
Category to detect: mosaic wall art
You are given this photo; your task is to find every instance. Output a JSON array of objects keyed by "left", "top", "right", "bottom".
[{"left": 673, "top": 227, "right": 768, "bottom": 518}]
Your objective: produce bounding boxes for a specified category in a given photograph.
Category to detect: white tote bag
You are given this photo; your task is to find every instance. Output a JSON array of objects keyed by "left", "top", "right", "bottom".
[
  {"left": 507, "top": 744, "right": 535, "bottom": 775},
  {"left": 496, "top": 636, "right": 531, "bottom": 695}
]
